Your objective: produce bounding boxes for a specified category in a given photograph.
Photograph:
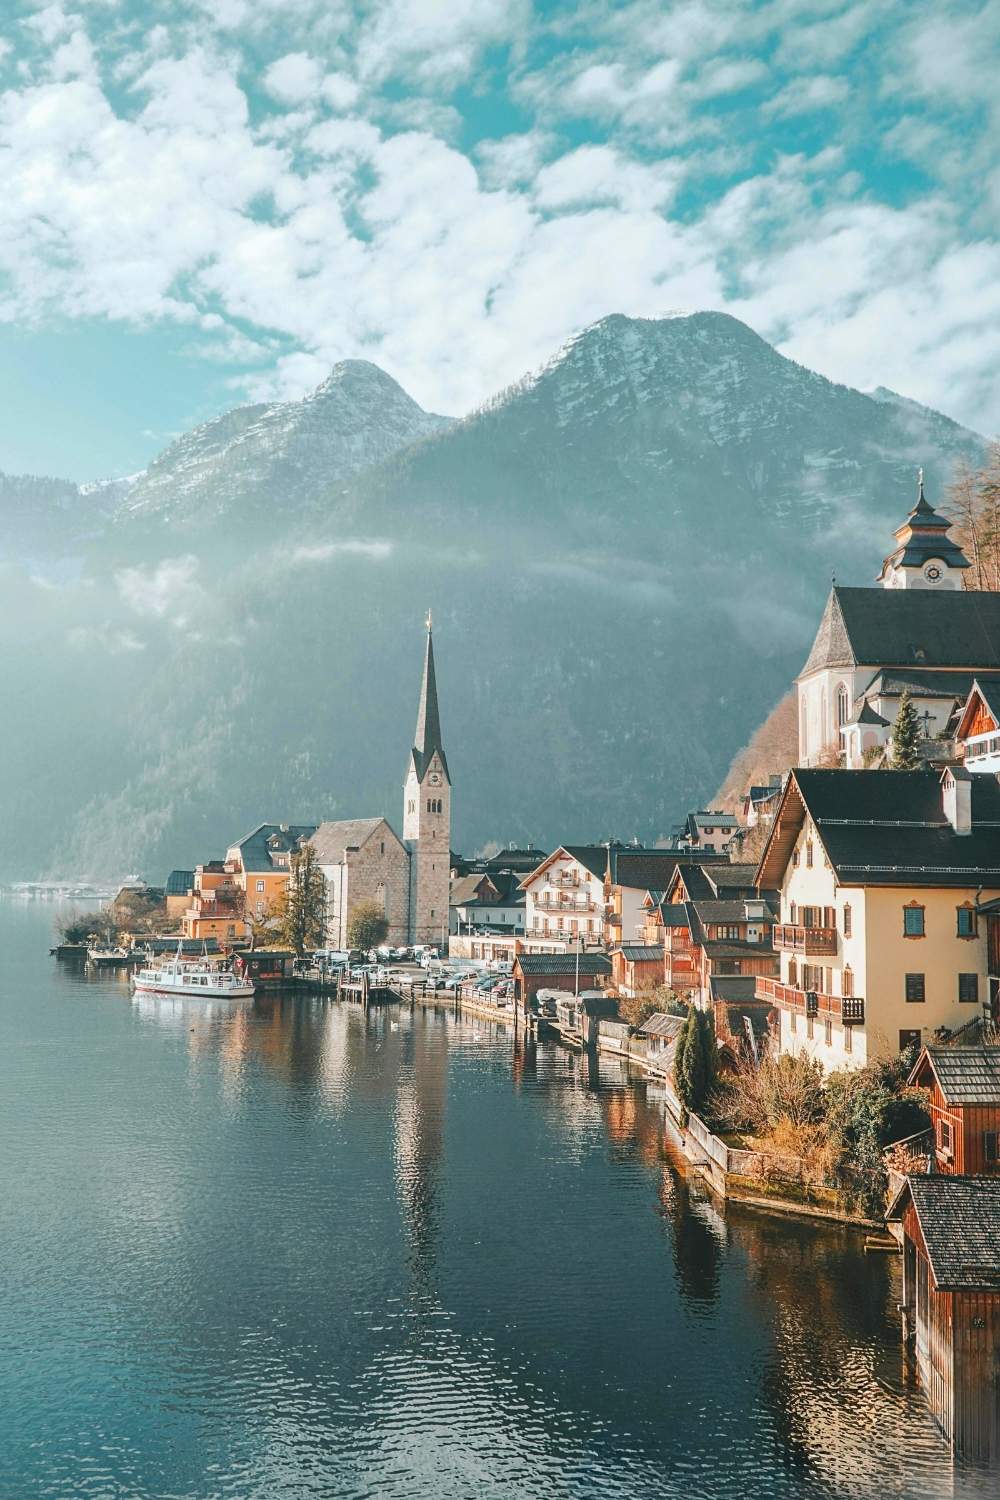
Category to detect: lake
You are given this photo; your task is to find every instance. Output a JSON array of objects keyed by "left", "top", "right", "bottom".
[{"left": 0, "top": 902, "right": 993, "bottom": 1498}]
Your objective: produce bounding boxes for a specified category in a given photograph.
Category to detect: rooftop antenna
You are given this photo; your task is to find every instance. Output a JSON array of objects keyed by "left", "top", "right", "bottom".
[{"left": 425, "top": 608, "right": 433, "bottom": 632}]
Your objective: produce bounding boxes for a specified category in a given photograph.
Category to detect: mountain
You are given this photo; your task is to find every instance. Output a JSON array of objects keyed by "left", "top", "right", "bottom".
[
  {"left": 0, "top": 311, "right": 986, "bottom": 880},
  {"left": 115, "top": 360, "right": 451, "bottom": 533},
  {"left": 0, "top": 470, "right": 135, "bottom": 560}
]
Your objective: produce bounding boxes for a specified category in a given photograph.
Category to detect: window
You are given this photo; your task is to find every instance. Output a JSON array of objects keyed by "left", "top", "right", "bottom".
[
  {"left": 256, "top": 900, "right": 264, "bottom": 915},
  {"left": 842, "top": 966, "right": 854, "bottom": 997},
  {"left": 959, "top": 972, "right": 979, "bottom": 1003},
  {"left": 792, "top": 850, "right": 800, "bottom": 867},
  {"left": 905, "top": 972, "right": 925, "bottom": 1003},
  {"left": 938, "top": 1118, "right": 954, "bottom": 1156},
  {"left": 788, "top": 958, "right": 798, "bottom": 986},
  {"left": 957, "top": 906, "right": 977, "bottom": 938},
  {"left": 256, "top": 880, "right": 265, "bottom": 893},
  {"left": 380, "top": 841, "right": 385, "bottom": 854},
  {"left": 837, "top": 683, "right": 850, "bottom": 728},
  {"left": 807, "top": 1016, "right": 814, "bottom": 1040},
  {"left": 806, "top": 842, "right": 814, "bottom": 869},
  {"left": 719, "top": 924, "right": 740, "bottom": 940},
  {"left": 985, "top": 1131, "right": 999, "bottom": 1164},
  {"left": 842, "top": 903, "right": 852, "bottom": 938},
  {"left": 789, "top": 1009, "right": 797, "bottom": 1034},
  {"left": 824, "top": 1019, "right": 833, "bottom": 1046},
  {"left": 844, "top": 1025, "right": 853, "bottom": 1055},
  {"left": 899, "top": 1028, "right": 922, "bottom": 1053},
  {"left": 903, "top": 904, "right": 925, "bottom": 938}
]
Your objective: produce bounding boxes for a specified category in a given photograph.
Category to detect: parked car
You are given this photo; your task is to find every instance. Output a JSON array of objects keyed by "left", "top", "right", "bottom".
[
  {"left": 442, "top": 973, "right": 467, "bottom": 991},
  {"left": 488, "top": 959, "right": 513, "bottom": 974}
]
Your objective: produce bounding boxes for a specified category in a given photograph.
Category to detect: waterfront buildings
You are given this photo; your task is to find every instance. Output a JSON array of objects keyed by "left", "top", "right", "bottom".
[
  {"left": 754, "top": 767, "right": 1000, "bottom": 1070},
  {"left": 908, "top": 1046, "right": 1000, "bottom": 1175},
  {"left": 226, "top": 823, "right": 319, "bottom": 921},
  {"left": 520, "top": 846, "right": 608, "bottom": 950}
]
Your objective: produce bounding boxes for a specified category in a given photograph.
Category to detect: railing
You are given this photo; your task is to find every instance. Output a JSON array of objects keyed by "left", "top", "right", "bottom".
[
  {"left": 755, "top": 975, "right": 864, "bottom": 1025},
  {"left": 535, "top": 897, "right": 598, "bottom": 912},
  {"left": 773, "top": 923, "right": 838, "bottom": 955},
  {"left": 551, "top": 874, "right": 582, "bottom": 889}
]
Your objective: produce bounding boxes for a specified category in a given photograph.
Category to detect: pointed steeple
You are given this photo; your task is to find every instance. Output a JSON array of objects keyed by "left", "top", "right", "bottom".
[
  {"left": 410, "top": 613, "right": 449, "bottom": 783},
  {"left": 876, "top": 469, "right": 971, "bottom": 587}
]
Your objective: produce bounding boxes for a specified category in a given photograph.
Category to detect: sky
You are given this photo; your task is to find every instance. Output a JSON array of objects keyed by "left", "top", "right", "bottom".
[{"left": 1, "top": 0, "right": 999, "bottom": 479}]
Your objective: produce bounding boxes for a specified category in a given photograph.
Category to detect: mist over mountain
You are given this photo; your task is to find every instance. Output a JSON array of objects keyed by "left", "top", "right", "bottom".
[{"left": 2, "top": 311, "right": 986, "bottom": 881}]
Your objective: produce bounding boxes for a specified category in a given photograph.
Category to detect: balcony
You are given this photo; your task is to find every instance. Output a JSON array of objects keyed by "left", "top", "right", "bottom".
[
  {"left": 773, "top": 923, "right": 838, "bottom": 956},
  {"left": 551, "top": 873, "right": 582, "bottom": 889},
  {"left": 535, "top": 896, "right": 599, "bottom": 913},
  {"left": 755, "top": 975, "right": 864, "bottom": 1026}
]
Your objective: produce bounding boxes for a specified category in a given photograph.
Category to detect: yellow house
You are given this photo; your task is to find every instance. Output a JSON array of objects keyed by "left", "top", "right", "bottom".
[
  {"left": 225, "top": 823, "right": 318, "bottom": 923},
  {"left": 755, "top": 767, "right": 1000, "bottom": 1070}
]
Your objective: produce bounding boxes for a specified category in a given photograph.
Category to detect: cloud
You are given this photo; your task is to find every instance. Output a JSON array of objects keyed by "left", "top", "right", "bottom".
[
  {"left": 291, "top": 539, "right": 394, "bottom": 563},
  {"left": 764, "top": 74, "right": 849, "bottom": 118},
  {"left": 115, "top": 556, "right": 204, "bottom": 623},
  {"left": 263, "top": 51, "right": 323, "bottom": 104},
  {"left": 68, "top": 625, "right": 146, "bottom": 653}
]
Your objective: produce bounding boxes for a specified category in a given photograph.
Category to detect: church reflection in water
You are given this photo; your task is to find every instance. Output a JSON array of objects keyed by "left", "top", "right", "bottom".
[{"left": 133, "top": 987, "right": 998, "bottom": 1489}]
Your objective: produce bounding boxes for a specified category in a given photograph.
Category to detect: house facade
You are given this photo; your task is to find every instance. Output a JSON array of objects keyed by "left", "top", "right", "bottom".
[
  {"left": 755, "top": 768, "right": 1000, "bottom": 1071},
  {"left": 908, "top": 1046, "right": 1000, "bottom": 1175},
  {"left": 226, "top": 824, "right": 318, "bottom": 923},
  {"left": 520, "top": 846, "right": 607, "bottom": 950}
]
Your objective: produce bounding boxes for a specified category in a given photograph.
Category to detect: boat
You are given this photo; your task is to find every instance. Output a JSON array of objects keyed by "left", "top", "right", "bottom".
[
  {"left": 87, "top": 945, "right": 130, "bottom": 966},
  {"left": 131, "top": 952, "right": 255, "bottom": 999}
]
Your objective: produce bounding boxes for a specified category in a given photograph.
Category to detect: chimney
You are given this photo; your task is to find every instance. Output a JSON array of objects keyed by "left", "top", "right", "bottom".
[{"left": 941, "top": 767, "right": 972, "bottom": 835}]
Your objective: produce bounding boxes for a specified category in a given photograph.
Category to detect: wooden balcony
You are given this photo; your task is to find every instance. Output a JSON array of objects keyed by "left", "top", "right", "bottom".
[
  {"left": 773, "top": 923, "right": 838, "bottom": 956},
  {"left": 535, "top": 896, "right": 599, "bottom": 913},
  {"left": 755, "top": 975, "right": 864, "bottom": 1025}
]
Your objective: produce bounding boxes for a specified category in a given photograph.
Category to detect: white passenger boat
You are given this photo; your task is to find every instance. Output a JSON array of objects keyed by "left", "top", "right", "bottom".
[{"left": 131, "top": 953, "right": 254, "bottom": 999}]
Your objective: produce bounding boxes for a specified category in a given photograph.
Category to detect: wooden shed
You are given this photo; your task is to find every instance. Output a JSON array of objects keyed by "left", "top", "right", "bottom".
[
  {"left": 908, "top": 1045, "right": 1000, "bottom": 1174},
  {"left": 886, "top": 1174, "right": 1000, "bottom": 1460}
]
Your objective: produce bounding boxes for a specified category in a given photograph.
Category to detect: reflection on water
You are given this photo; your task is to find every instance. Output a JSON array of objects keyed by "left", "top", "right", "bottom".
[{"left": 1, "top": 905, "right": 996, "bottom": 1498}]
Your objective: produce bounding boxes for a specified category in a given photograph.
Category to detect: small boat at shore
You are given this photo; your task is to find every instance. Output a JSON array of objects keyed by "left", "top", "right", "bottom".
[
  {"left": 87, "top": 945, "right": 130, "bottom": 966},
  {"left": 131, "top": 953, "right": 254, "bottom": 999}
]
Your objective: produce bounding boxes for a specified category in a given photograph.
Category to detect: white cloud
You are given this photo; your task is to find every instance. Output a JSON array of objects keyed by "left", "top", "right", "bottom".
[
  {"left": 321, "top": 70, "right": 359, "bottom": 111},
  {"left": 68, "top": 625, "right": 146, "bottom": 653},
  {"left": 764, "top": 73, "right": 849, "bottom": 118},
  {"left": 263, "top": 51, "right": 323, "bottom": 104},
  {"left": 115, "top": 556, "right": 203, "bottom": 623},
  {"left": 534, "top": 146, "right": 679, "bottom": 214},
  {"left": 292, "top": 539, "right": 394, "bottom": 562}
]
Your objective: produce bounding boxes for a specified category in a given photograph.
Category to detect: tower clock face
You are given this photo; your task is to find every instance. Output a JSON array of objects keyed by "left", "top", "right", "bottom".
[
  {"left": 428, "top": 772, "right": 442, "bottom": 787},
  {"left": 923, "top": 562, "right": 943, "bottom": 583}
]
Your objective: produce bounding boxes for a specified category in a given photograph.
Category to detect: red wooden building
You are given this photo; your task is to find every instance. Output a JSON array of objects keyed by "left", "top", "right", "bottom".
[
  {"left": 907, "top": 1045, "right": 1000, "bottom": 1174},
  {"left": 886, "top": 1174, "right": 1000, "bottom": 1460}
]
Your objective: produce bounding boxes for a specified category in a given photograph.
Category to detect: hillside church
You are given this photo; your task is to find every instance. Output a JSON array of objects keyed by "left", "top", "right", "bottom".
[
  {"left": 798, "top": 475, "right": 1000, "bottom": 767},
  {"left": 309, "top": 618, "right": 451, "bottom": 949}
]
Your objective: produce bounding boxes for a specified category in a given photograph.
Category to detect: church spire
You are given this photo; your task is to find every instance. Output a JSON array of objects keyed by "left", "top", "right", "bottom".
[{"left": 411, "top": 614, "right": 449, "bottom": 782}]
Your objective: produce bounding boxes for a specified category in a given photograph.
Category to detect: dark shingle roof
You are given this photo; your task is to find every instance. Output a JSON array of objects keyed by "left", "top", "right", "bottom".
[
  {"left": 916, "top": 1046, "right": 1000, "bottom": 1105},
  {"left": 792, "top": 769, "right": 1000, "bottom": 887},
  {"left": 708, "top": 975, "right": 760, "bottom": 1002},
  {"left": 515, "top": 953, "right": 612, "bottom": 977},
  {"left": 658, "top": 905, "right": 691, "bottom": 928},
  {"left": 608, "top": 848, "right": 688, "bottom": 890},
  {"left": 410, "top": 626, "right": 449, "bottom": 782},
  {"left": 165, "top": 869, "right": 194, "bottom": 895},
  {"left": 233, "top": 822, "right": 319, "bottom": 872},
  {"left": 886, "top": 1176, "right": 1000, "bottom": 1291},
  {"left": 617, "top": 945, "right": 664, "bottom": 962},
  {"left": 801, "top": 587, "right": 1000, "bottom": 677}
]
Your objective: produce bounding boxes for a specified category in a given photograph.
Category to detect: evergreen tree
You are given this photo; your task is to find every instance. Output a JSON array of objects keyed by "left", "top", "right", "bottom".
[
  {"left": 674, "top": 1007, "right": 717, "bottom": 1117},
  {"left": 890, "top": 688, "right": 922, "bottom": 770},
  {"left": 277, "top": 845, "right": 327, "bottom": 955}
]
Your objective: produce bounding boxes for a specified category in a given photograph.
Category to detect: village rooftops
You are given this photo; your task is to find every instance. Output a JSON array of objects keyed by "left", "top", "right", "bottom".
[
  {"left": 909, "top": 1046, "right": 1000, "bottom": 1106},
  {"left": 757, "top": 769, "right": 1000, "bottom": 889},
  {"left": 518, "top": 845, "right": 609, "bottom": 886},
  {"left": 607, "top": 846, "right": 694, "bottom": 890},
  {"left": 886, "top": 1176, "right": 1000, "bottom": 1291},
  {"left": 614, "top": 944, "right": 664, "bottom": 962},
  {"left": 164, "top": 869, "right": 195, "bottom": 895},
  {"left": 230, "top": 822, "right": 318, "bottom": 872},
  {"left": 635, "top": 1012, "right": 686, "bottom": 1039},
  {"left": 800, "top": 587, "right": 1000, "bottom": 678}
]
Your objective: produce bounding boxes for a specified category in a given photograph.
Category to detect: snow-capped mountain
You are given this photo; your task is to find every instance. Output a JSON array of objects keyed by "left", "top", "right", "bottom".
[
  {"left": 117, "top": 360, "right": 451, "bottom": 530},
  {"left": 0, "top": 470, "right": 136, "bottom": 557},
  {"left": 0, "top": 311, "right": 987, "bottom": 880}
]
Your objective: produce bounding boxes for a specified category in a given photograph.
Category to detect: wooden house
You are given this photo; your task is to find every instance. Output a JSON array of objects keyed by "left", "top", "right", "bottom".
[
  {"left": 610, "top": 943, "right": 664, "bottom": 998},
  {"left": 512, "top": 951, "right": 612, "bottom": 1006},
  {"left": 886, "top": 1174, "right": 1000, "bottom": 1460},
  {"left": 908, "top": 1046, "right": 1000, "bottom": 1174}
]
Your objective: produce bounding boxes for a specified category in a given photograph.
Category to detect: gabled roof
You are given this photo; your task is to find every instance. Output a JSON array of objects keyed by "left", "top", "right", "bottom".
[
  {"left": 756, "top": 768, "right": 1000, "bottom": 890},
  {"left": 230, "top": 823, "right": 318, "bottom": 872},
  {"left": 616, "top": 944, "right": 664, "bottom": 962},
  {"left": 956, "top": 678, "right": 1000, "bottom": 742},
  {"left": 607, "top": 847, "right": 689, "bottom": 890},
  {"left": 886, "top": 1175, "right": 1000, "bottom": 1291},
  {"left": 514, "top": 953, "right": 612, "bottom": 976},
  {"left": 519, "top": 845, "right": 608, "bottom": 887},
  {"left": 800, "top": 587, "right": 1000, "bottom": 678},
  {"left": 449, "top": 873, "right": 499, "bottom": 905},
  {"left": 708, "top": 975, "right": 760, "bottom": 1003},
  {"left": 910, "top": 1045, "right": 1000, "bottom": 1106},
  {"left": 309, "top": 817, "right": 401, "bottom": 865}
]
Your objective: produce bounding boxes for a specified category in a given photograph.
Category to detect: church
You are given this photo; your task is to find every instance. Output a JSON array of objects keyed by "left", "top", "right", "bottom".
[
  {"left": 797, "top": 475, "right": 1000, "bottom": 767},
  {"left": 309, "top": 618, "right": 451, "bottom": 949}
]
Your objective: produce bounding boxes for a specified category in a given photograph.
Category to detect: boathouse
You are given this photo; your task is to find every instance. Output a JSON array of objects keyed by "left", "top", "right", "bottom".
[
  {"left": 907, "top": 1045, "right": 1000, "bottom": 1174},
  {"left": 886, "top": 1174, "right": 1000, "bottom": 1460},
  {"left": 513, "top": 951, "right": 612, "bottom": 1006}
]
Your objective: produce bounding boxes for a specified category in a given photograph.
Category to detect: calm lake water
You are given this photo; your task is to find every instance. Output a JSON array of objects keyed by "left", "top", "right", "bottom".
[{"left": 1, "top": 903, "right": 995, "bottom": 1499}]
